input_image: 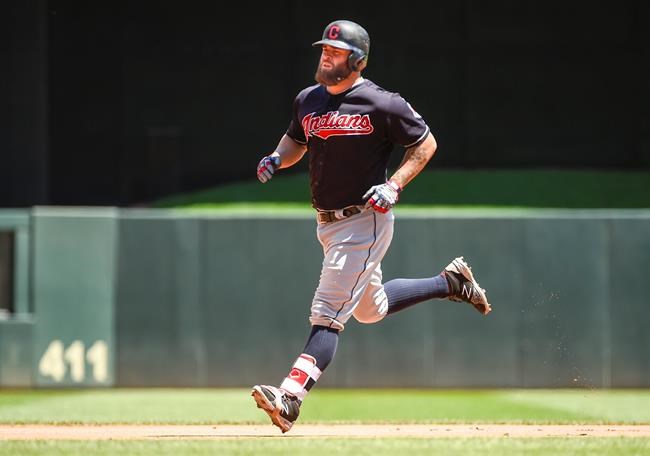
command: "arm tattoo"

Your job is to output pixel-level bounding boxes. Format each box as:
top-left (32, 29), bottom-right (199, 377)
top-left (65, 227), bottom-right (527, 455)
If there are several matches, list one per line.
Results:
top-left (392, 142), bottom-right (431, 186)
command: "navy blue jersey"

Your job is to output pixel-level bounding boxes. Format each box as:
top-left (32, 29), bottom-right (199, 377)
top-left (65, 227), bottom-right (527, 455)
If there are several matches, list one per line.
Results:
top-left (286, 79), bottom-right (430, 210)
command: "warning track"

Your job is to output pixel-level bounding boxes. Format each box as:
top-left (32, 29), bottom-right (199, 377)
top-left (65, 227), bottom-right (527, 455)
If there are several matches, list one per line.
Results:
top-left (1, 424), bottom-right (649, 440)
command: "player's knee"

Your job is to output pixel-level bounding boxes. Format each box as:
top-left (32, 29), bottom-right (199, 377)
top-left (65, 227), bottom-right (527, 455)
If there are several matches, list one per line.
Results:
top-left (353, 310), bottom-right (386, 325)
top-left (353, 293), bottom-right (388, 324)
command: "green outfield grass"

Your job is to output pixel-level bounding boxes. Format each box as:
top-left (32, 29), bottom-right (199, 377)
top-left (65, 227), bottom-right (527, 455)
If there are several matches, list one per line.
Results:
top-left (0, 388), bottom-right (648, 424)
top-left (153, 170), bottom-right (650, 209)
top-left (2, 438), bottom-right (649, 456)
top-left (0, 389), bottom-right (648, 455)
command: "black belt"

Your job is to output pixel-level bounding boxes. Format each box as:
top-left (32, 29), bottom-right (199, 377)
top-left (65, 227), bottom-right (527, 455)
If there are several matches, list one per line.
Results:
top-left (317, 206), bottom-right (363, 224)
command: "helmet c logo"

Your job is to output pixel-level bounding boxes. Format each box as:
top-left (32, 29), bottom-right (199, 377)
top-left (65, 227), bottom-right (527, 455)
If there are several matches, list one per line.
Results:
top-left (328, 25), bottom-right (340, 40)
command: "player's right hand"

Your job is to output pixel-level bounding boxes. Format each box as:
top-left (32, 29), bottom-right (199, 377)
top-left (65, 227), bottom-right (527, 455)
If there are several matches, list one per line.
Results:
top-left (257, 155), bottom-right (281, 183)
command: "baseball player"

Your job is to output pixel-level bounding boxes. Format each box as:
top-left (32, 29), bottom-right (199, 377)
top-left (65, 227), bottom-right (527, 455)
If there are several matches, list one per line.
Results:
top-left (252, 19), bottom-right (491, 433)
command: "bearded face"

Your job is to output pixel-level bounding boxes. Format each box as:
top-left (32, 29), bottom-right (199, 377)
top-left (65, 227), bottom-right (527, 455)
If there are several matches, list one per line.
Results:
top-left (314, 56), bottom-right (352, 86)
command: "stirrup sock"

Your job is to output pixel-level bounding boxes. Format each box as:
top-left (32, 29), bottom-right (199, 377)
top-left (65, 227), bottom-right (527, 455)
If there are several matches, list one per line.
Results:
top-left (280, 354), bottom-right (322, 401)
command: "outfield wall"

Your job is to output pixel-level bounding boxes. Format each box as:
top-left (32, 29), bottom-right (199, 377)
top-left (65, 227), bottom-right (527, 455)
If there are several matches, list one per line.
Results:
top-left (0, 208), bottom-right (648, 388)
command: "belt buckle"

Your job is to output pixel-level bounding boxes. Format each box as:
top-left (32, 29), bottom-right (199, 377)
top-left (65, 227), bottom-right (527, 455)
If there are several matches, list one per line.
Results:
top-left (317, 206), bottom-right (360, 224)
top-left (343, 206), bottom-right (361, 217)
top-left (317, 211), bottom-right (332, 224)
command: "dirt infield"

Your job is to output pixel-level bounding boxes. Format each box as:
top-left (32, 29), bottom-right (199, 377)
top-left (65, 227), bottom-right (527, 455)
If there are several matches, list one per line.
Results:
top-left (1, 424), bottom-right (649, 440)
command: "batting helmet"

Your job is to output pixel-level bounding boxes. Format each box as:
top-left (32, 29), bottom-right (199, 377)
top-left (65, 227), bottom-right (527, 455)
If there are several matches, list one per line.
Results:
top-left (312, 20), bottom-right (370, 72)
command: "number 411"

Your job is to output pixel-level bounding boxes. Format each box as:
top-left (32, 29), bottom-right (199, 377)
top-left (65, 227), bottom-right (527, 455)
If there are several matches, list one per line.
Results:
top-left (38, 340), bottom-right (109, 383)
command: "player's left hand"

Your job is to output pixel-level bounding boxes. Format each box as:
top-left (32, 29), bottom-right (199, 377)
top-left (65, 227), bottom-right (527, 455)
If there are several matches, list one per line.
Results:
top-left (363, 180), bottom-right (402, 213)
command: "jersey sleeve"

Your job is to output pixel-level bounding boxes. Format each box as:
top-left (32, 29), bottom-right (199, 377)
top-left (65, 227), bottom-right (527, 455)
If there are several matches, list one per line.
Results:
top-left (386, 94), bottom-right (430, 147)
top-left (285, 93), bottom-right (307, 145)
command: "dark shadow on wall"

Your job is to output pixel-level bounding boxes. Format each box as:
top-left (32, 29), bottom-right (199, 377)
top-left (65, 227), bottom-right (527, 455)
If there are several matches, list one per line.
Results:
top-left (1, 0), bottom-right (648, 207)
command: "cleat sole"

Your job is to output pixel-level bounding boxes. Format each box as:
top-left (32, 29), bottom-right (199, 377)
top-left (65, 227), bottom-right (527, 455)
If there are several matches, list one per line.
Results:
top-left (448, 257), bottom-right (492, 315)
top-left (251, 386), bottom-right (294, 433)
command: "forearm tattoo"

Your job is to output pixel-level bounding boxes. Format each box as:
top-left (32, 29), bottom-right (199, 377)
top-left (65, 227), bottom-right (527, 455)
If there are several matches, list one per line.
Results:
top-left (392, 142), bottom-right (431, 187)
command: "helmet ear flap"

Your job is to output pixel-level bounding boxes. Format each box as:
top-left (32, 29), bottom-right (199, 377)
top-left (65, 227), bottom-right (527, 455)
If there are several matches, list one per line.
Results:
top-left (348, 49), bottom-right (366, 71)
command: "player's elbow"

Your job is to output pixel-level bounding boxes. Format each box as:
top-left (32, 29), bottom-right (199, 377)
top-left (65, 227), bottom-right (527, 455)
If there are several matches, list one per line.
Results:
top-left (426, 133), bottom-right (437, 158)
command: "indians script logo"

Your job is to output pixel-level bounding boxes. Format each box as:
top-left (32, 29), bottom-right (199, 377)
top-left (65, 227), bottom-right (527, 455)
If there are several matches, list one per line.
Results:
top-left (302, 111), bottom-right (374, 140)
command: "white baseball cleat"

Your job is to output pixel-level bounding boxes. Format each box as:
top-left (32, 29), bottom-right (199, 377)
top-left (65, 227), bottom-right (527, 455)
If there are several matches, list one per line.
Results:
top-left (251, 385), bottom-right (301, 433)
top-left (443, 256), bottom-right (492, 315)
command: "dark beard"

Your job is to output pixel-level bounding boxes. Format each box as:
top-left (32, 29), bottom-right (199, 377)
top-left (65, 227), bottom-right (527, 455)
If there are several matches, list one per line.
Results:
top-left (314, 63), bottom-right (352, 86)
